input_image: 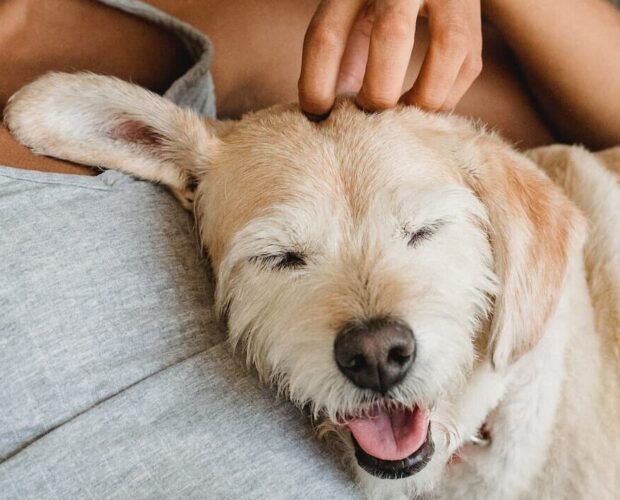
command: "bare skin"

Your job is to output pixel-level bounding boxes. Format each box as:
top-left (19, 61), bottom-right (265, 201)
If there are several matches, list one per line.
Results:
top-left (482, 0), bottom-right (620, 149)
top-left (151, 0), bottom-right (552, 146)
top-left (0, 0), bottom-right (192, 175)
top-left (299, 0), bottom-right (620, 147)
top-left (0, 0), bottom-right (618, 176)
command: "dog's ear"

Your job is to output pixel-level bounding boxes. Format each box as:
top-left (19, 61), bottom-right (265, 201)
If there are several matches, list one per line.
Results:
top-left (465, 137), bottom-right (586, 369)
top-left (4, 72), bottom-right (225, 206)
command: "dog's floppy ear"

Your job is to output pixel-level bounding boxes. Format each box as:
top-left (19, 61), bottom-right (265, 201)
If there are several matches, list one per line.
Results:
top-left (4, 72), bottom-right (224, 207)
top-left (466, 137), bottom-right (586, 369)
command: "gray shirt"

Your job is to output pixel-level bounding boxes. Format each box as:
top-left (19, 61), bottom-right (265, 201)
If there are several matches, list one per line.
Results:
top-left (0, 1), bottom-right (359, 498)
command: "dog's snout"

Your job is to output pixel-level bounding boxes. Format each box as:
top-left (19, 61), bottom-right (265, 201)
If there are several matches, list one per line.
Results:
top-left (334, 318), bottom-right (415, 393)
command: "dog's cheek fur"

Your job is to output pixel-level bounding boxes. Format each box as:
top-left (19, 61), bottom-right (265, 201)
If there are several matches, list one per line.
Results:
top-left (217, 257), bottom-right (364, 419)
top-left (218, 210), bottom-right (494, 412)
top-left (351, 215), bottom-right (497, 498)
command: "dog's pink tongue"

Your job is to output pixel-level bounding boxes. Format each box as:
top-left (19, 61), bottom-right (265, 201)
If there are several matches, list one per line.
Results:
top-left (347, 407), bottom-right (429, 461)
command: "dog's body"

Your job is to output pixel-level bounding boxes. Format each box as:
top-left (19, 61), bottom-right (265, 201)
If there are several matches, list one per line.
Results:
top-left (434, 143), bottom-right (620, 500)
top-left (5, 73), bottom-right (619, 499)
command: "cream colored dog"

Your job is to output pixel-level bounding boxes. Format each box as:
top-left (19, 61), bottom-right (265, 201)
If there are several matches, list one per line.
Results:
top-left (5, 73), bottom-right (619, 500)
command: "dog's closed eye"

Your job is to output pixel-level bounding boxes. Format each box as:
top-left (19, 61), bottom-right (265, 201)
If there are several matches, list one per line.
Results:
top-left (405, 224), bottom-right (441, 248)
top-left (251, 251), bottom-right (307, 270)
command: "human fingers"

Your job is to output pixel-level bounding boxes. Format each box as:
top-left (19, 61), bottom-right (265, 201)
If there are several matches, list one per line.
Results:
top-left (299, 0), bottom-right (365, 119)
top-left (401, 0), bottom-right (482, 111)
top-left (356, 0), bottom-right (421, 111)
top-left (335, 6), bottom-right (374, 95)
top-left (441, 2), bottom-right (482, 110)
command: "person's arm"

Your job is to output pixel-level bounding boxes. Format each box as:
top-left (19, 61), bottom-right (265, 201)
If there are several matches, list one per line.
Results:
top-left (0, 0), bottom-right (191, 113)
top-left (0, 125), bottom-right (95, 175)
top-left (482, 0), bottom-right (620, 149)
top-left (0, 0), bottom-right (192, 174)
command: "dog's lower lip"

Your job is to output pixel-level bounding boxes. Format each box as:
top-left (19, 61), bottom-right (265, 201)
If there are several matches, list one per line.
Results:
top-left (352, 424), bottom-right (434, 480)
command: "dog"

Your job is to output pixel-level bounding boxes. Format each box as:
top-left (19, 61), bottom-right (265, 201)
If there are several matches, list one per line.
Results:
top-left (5, 73), bottom-right (619, 499)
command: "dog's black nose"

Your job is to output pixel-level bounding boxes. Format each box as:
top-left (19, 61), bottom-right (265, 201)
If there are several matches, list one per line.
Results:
top-left (334, 318), bottom-right (415, 393)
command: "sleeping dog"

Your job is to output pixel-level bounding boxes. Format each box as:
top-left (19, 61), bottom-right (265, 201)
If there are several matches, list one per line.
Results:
top-left (5, 73), bottom-right (619, 499)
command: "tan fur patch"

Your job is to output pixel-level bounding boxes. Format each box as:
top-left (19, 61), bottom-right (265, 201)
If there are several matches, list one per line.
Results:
top-left (466, 137), bottom-right (586, 366)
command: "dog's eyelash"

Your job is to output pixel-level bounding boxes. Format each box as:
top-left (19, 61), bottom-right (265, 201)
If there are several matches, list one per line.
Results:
top-left (406, 225), bottom-right (439, 248)
top-left (251, 251), bottom-right (307, 270)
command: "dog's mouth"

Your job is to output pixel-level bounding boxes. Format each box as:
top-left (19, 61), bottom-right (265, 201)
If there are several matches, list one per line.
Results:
top-left (345, 406), bottom-right (434, 479)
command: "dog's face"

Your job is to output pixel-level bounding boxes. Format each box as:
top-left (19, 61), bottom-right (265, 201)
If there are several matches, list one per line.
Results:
top-left (6, 74), bottom-right (584, 497)
top-left (200, 102), bottom-right (496, 488)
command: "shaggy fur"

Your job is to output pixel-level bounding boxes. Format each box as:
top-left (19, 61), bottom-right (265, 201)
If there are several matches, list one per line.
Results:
top-left (5, 73), bottom-right (619, 499)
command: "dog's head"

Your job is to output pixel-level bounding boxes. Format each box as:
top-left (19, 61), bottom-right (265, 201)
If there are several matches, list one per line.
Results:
top-left (5, 74), bottom-right (585, 496)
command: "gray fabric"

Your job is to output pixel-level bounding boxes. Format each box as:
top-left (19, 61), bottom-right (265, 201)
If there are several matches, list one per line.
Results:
top-left (0, 166), bottom-right (358, 499)
top-left (0, 2), bottom-right (359, 497)
top-left (95, 0), bottom-right (217, 117)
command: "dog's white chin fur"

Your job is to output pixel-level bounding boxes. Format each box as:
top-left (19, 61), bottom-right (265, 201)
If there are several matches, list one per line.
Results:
top-left (5, 73), bottom-right (617, 500)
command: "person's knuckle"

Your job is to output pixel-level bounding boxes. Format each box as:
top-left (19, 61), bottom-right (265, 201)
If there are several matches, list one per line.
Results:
top-left (435, 21), bottom-right (470, 54)
top-left (373, 13), bottom-right (415, 44)
top-left (306, 20), bottom-right (346, 52)
top-left (374, 14), bottom-right (415, 44)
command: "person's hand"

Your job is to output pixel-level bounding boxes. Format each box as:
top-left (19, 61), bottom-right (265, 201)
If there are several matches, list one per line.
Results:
top-left (298, 0), bottom-right (482, 119)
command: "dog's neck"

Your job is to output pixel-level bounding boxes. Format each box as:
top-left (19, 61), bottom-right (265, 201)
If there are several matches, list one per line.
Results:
top-left (440, 258), bottom-right (591, 500)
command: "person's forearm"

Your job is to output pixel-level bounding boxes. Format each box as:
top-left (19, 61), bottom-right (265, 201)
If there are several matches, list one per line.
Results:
top-left (483, 0), bottom-right (620, 149)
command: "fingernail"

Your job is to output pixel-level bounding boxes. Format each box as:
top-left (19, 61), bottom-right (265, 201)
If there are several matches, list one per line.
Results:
top-left (303, 109), bottom-right (332, 122)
